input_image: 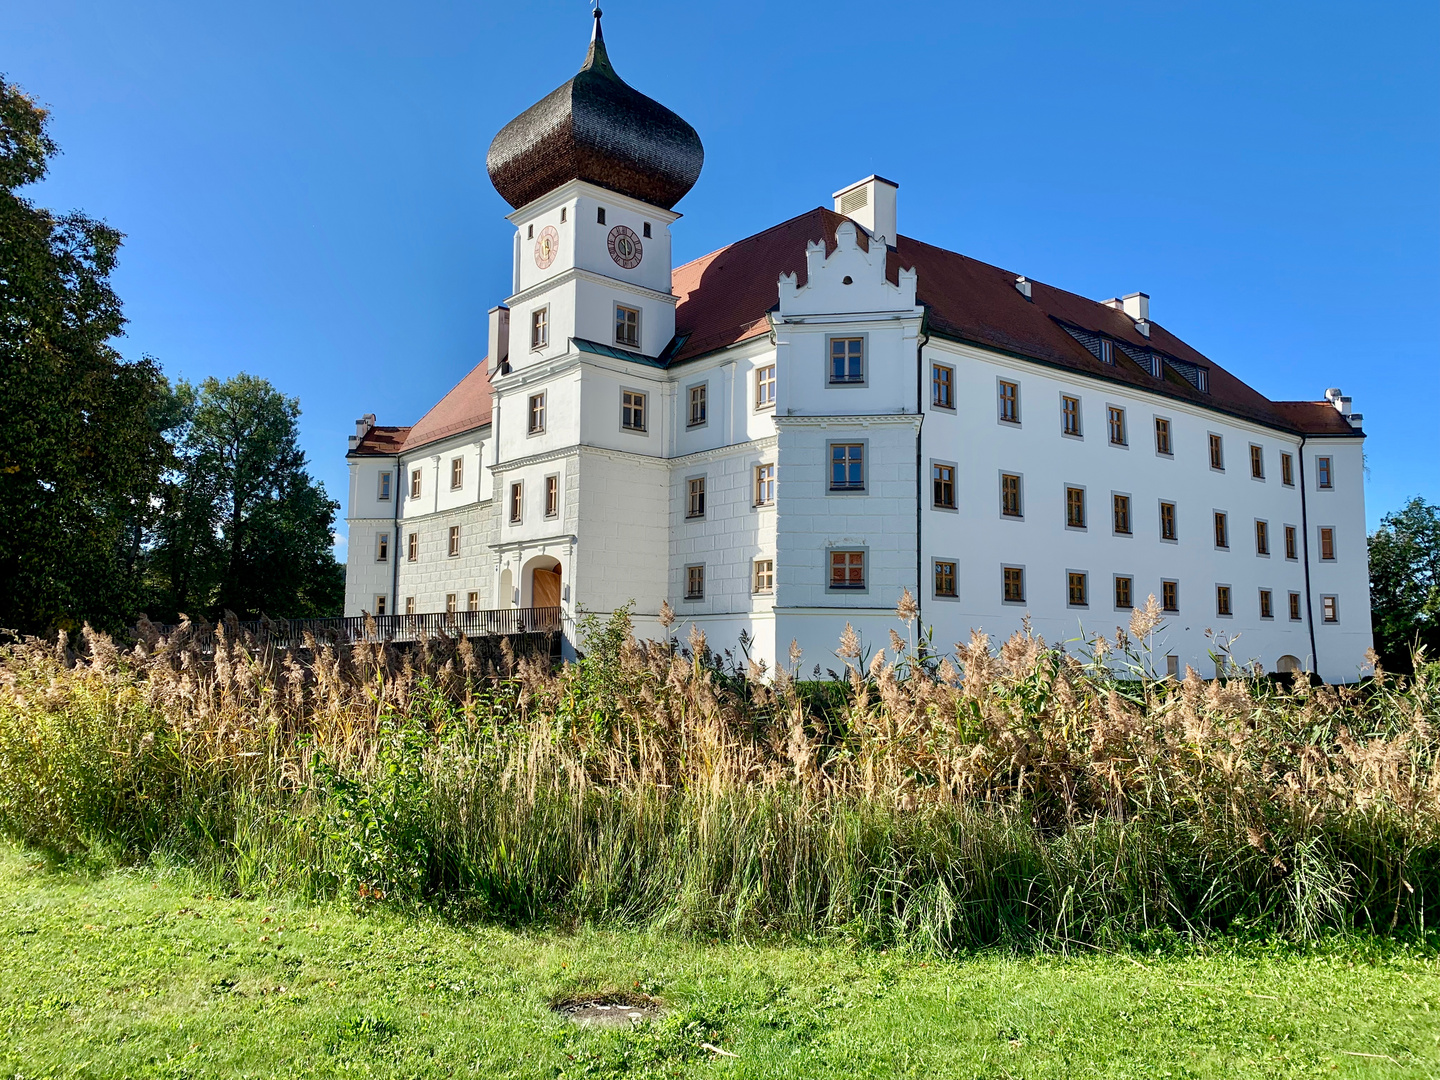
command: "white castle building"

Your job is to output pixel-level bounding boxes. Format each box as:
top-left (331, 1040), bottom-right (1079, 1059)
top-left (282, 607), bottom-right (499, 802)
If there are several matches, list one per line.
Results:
top-left (344, 11), bottom-right (1372, 681)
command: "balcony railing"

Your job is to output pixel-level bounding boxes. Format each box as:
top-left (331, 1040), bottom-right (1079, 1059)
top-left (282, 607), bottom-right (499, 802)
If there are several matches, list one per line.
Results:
top-left (147, 607), bottom-right (565, 651)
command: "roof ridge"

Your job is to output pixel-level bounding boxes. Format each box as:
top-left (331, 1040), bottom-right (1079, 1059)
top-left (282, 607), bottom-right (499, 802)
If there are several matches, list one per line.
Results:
top-left (674, 206), bottom-right (835, 279)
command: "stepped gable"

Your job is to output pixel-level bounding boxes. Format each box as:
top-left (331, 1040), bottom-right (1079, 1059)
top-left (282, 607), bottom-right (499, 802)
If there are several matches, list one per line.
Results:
top-left (671, 208), bottom-right (1358, 437)
top-left (486, 10), bottom-right (704, 211)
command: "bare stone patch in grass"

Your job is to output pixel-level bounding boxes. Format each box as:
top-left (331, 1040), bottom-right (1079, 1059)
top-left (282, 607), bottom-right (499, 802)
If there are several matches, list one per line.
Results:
top-left (551, 989), bottom-right (662, 1027)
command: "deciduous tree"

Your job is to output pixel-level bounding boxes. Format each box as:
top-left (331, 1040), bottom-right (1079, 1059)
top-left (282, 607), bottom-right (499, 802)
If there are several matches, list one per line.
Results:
top-left (1369, 496), bottom-right (1440, 671)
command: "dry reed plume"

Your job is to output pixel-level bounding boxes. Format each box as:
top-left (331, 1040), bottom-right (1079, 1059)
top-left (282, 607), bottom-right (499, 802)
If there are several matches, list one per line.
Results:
top-left (1, 600), bottom-right (1437, 949)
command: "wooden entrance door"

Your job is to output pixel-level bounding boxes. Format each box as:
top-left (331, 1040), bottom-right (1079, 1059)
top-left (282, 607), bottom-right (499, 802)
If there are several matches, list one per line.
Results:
top-left (532, 567), bottom-right (561, 608)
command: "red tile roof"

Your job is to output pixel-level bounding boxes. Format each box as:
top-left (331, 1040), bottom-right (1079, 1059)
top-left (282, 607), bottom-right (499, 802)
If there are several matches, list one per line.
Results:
top-left (348, 362), bottom-right (495, 457)
top-left (672, 208), bottom-right (1360, 437)
top-left (350, 425), bottom-right (410, 456)
top-left (359, 209), bottom-right (1359, 448)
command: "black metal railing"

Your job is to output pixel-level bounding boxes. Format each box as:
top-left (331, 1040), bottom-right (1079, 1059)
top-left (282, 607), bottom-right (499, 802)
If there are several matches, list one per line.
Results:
top-left (148, 607), bottom-right (566, 650)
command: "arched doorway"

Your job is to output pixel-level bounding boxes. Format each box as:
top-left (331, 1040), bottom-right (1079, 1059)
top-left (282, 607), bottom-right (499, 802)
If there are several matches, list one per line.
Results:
top-left (521, 555), bottom-right (562, 609)
top-left (1276, 654), bottom-right (1302, 675)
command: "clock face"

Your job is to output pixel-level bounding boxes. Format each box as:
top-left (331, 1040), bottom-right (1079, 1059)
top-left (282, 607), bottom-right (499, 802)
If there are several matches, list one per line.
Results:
top-left (607, 225), bottom-right (643, 269)
top-left (533, 225), bottom-right (559, 270)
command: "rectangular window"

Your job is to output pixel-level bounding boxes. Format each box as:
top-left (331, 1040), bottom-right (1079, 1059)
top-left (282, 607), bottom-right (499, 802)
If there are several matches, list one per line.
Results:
top-left (410, 468), bottom-right (422, 499)
top-left (829, 337), bottom-right (864, 383)
top-left (1259, 589), bottom-right (1273, 619)
top-left (596, 206), bottom-right (606, 224)
top-left (407, 532), bottom-right (418, 562)
top-left (1214, 511), bottom-right (1229, 549)
top-left (754, 463), bottom-right (775, 506)
top-left (1281, 452), bottom-right (1295, 486)
top-left (687, 383), bottom-right (707, 427)
top-left (1285, 525), bottom-right (1298, 560)
top-left (1062, 395), bottom-right (1081, 436)
top-left (528, 393), bottom-right (546, 434)
top-left (755, 364), bottom-right (776, 410)
top-left (753, 559), bottom-right (774, 594)
top-left (448, 525), bottom-right (461, 557)
top-left (829, 550), bottom-right (865, 590)
top-left (1155, 417), bottom-right (1172, 456)
top-left (1068, 571), bottom-right (1088, 607)
top-left (378, 471), bottom-right (392, 500)
top-left (531, 306), bottom-right (549, 349)
top-left (1256, 520), bottom-right (1270, 556)
top-left (998, 380), bottom-right (1020, 423)
top-left (1162, 580), bottom-right (1179, 612)
top-left (405, 596), bottom-right (416, 616)
top-left (686, 476), bottom-right (706, 519)
top-left (445, 593), bottom-right (457, 615)
top-left (509, 482), bottom-right (523, 524)
top-left (376, 534), bottom-right (389, 562)
top-left (1000, 473), bottom-right (1022, 518)
top-left (933, 463), bottom-right (955, 509)
top-left (933, 364), bottom-right (955, 409)
top-left (1322, 595), bottom-right (1339, 623)
top-left (450, 456), bottom-right (464, 490)
top-left (1065, 486), bottom-right (1086, 529)
top-left (1003, 565), bottom-right (1025, 603)
top-left (374, 595), bottom-right (387, 616)
top-left (615, 304), bottom-right (640, 348)
top-left (1319, 527), bottom-right (1336, 561)
top-left (1114, 575), bottom-right (1133, 610)
top-left (545, 475), bottom-right (559, 518)
top-left (1160, 501), bottom-right (1177, 541)
top-left (1100, 339), bottom-right (1113, 364)
top-left (1317, 456), bottom-right (1334, 489)
top-left (467, 591), bottom-right (479, 612)
top-left (934, 560), bottom-right (958, 598)
top-left (830, 444), bottom-right (865, 492)
top-left (642, 221), bottom-right (651, 238)
top-left (1289, 591), bottom-right (1303, 621)
top-left (1209, 433), bottom-right (1224, 470)
top-left (1250, 444), bottom-right (1265, 479)
top-left (622, 389), bottom-right (647, 432)
top-left (1112, 493), bottom-right (1132, 535)
top-left (1166, 654), bottom-right (1179, 678)
top-left (1216, 584), bottom-right (1232, 617)
top-left (560, 207), bottom-right (567, 223)
top-left (1107, 406), bottom-right (1127, 446)
top-left (685, 564), bottom-right (705, 600)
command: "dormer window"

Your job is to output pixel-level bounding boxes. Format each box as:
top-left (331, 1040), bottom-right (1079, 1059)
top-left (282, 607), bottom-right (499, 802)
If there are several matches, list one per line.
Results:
top-left (1099, 339), bottom-right (1113, 364)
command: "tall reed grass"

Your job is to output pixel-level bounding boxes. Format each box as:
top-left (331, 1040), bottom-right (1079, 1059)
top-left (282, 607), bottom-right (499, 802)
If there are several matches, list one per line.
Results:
top-left (1, 599), bottom-right (1436, 950)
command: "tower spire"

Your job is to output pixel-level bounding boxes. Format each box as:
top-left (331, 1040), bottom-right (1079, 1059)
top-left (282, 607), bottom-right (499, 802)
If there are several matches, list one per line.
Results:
top-left (582, 6), bottom-right (613, 74)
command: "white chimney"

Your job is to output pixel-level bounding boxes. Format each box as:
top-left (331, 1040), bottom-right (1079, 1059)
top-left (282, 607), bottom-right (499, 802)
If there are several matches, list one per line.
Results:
top-left (1014, 276), bottom-right (1032, 300)
top-left (487, 305), bottom-right (511, 375)
top-left (348, 413), bottom-right (375, 451)
top-left (833, 175), bottom-right (899, 247)
top-left (1121, 292), bottom-right (1150, 337)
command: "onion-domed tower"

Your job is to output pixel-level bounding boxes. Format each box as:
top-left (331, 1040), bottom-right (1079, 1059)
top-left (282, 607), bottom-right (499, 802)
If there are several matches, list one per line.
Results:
top-left (486, 9), bottom-right (704, 211)
top-left (487, 9), bottom-right (701, 373)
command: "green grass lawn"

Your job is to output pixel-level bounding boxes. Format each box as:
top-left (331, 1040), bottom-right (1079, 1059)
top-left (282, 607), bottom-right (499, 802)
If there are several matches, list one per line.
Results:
top-left (1, 844), bottom-right (1436, 1079)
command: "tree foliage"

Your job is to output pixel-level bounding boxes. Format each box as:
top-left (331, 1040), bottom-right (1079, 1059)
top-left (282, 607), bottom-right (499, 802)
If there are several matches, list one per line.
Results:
top-left (145, 375), bottom-right (344, 621)
top-left (1, 77), bottom-right (343, 633)
top-left (1368, 496), bottom-right (1440, 671)
top-left (0, 76), bottom-right (171, 633)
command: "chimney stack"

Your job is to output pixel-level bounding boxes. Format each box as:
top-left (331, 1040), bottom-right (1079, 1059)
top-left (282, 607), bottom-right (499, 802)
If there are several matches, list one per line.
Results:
top-left (833, 175), bottom-right (899, 247)
top-left (487, 305), bottom-right (511, 375)
top-left (348, 413), bottom-right (376, 451)
top-left (1122, 292), bottom-right (1149, 322)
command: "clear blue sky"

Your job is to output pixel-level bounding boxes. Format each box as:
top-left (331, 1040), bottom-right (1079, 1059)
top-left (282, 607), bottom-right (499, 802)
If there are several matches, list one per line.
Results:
top-left (9, 0), bottom-right (1437, 560)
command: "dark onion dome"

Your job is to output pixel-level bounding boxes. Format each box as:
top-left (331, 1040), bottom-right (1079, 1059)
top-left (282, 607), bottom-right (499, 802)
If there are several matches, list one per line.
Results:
top-left (486, 10), bottom-right (704, 211)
